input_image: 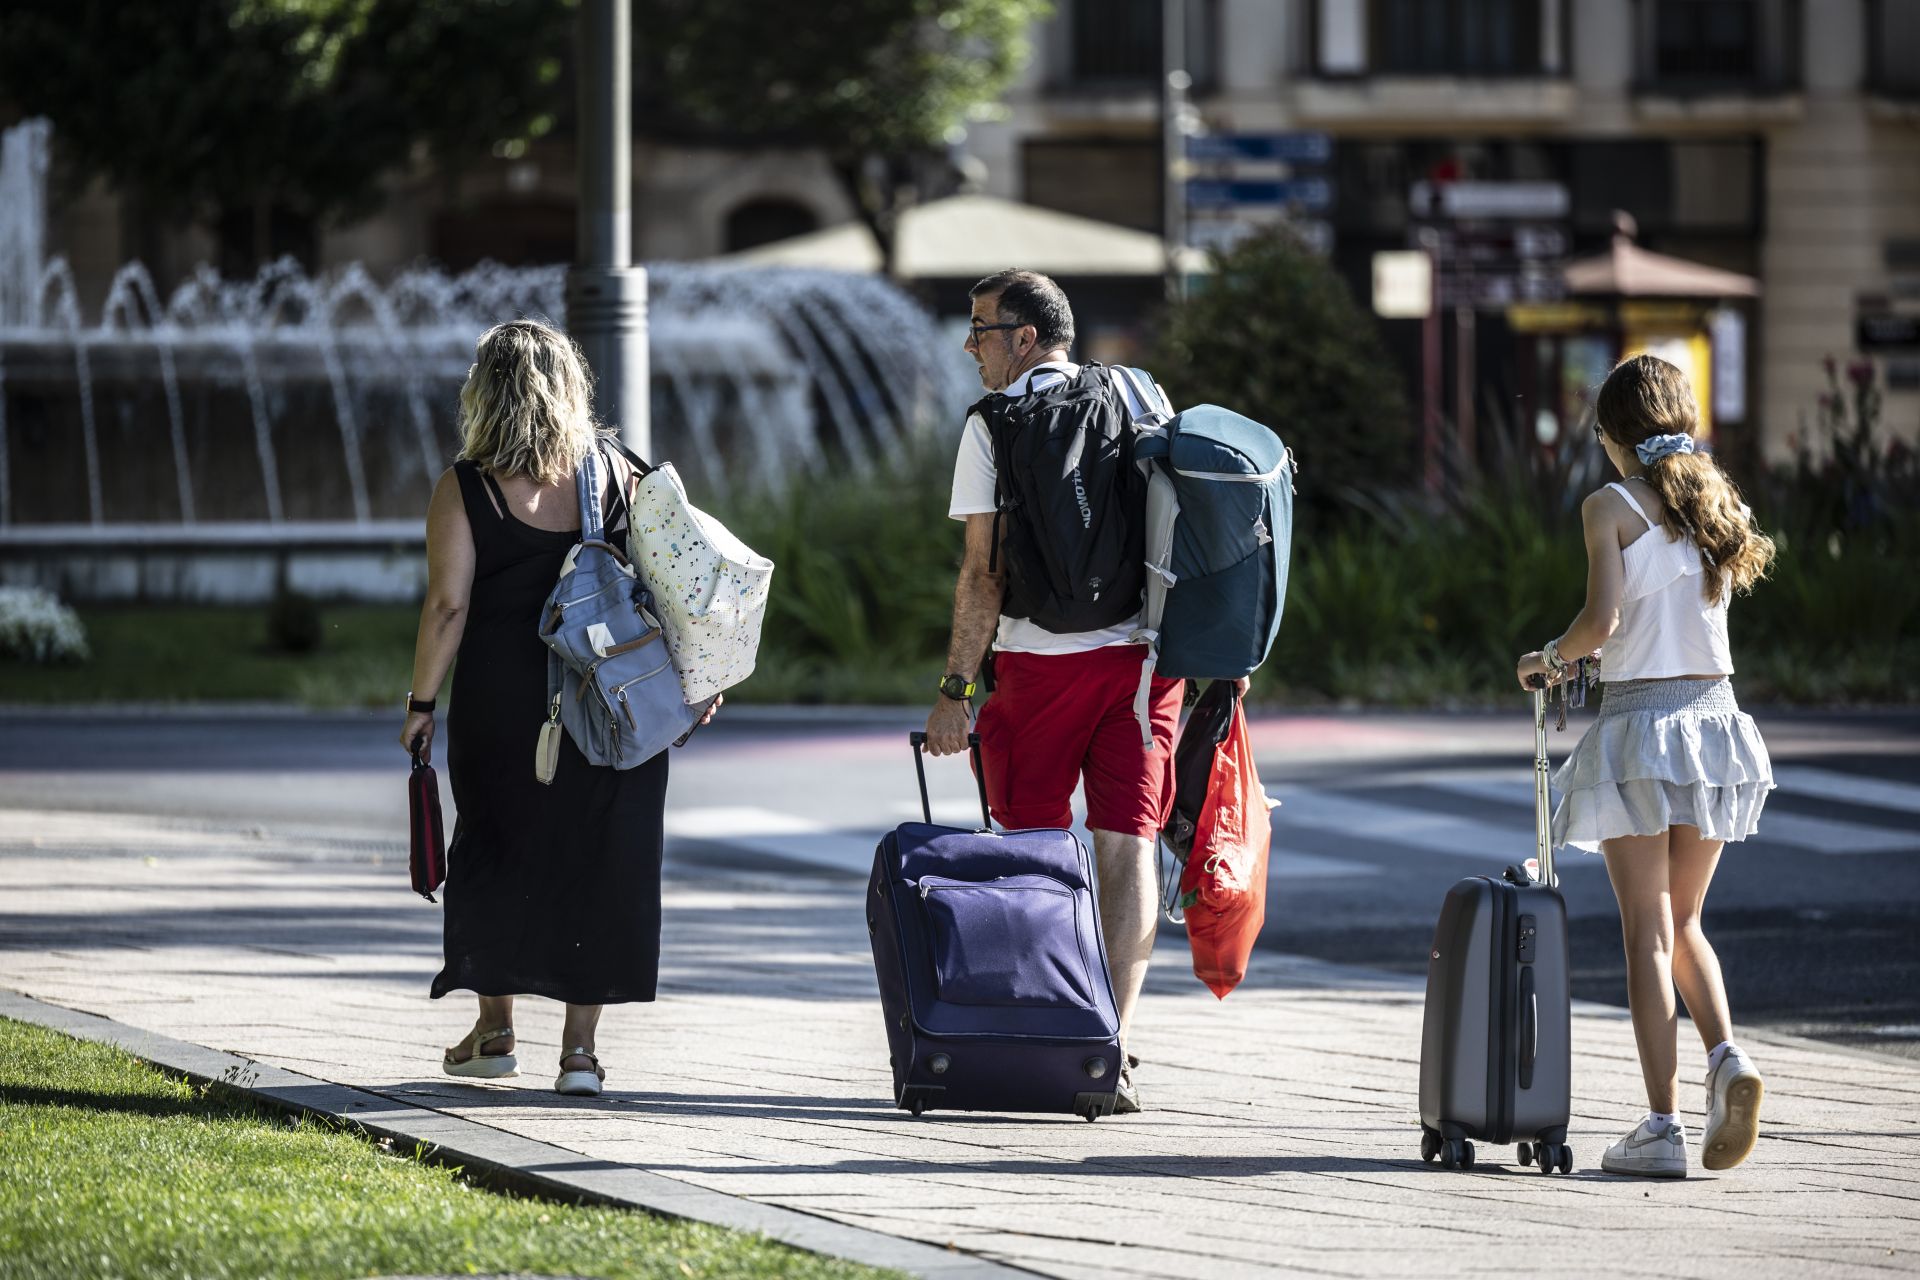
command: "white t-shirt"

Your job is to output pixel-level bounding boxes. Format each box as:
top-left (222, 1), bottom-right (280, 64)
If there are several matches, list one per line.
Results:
top-left (948, 361), bottom-right (1171, 655)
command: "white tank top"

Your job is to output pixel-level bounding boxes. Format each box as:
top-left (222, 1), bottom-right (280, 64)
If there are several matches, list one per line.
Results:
top-left (1600, 481), bottom-right (1734, 682)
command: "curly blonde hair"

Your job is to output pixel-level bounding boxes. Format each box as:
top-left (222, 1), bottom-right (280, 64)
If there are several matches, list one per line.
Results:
top-left (1595, 354), bottom-right (1775, 601)
top-left (456, 320), bottom-right (601, 485)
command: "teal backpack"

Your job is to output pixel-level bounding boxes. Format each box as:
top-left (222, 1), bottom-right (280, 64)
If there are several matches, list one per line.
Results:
top-left (1112, 368), bottom-right (1296, 743)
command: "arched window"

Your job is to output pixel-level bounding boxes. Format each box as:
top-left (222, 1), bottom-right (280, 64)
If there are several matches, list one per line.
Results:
top-left (724, 198), bottom-right (819, 253)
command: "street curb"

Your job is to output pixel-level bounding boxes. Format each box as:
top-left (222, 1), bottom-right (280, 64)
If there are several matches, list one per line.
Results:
top-left (0, 702), bottom-right (931, 725)
top-left (0, 989), bottom-right (1034, 1280)
top-left (4, 700), bottom-right (1916, 724)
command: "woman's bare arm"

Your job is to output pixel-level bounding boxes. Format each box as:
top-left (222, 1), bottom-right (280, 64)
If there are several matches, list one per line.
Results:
top-left (1558, 489), bottom-right (1628, 660)
top-left (400, 469), bottom-right (476, 761)
top-left (1516, 489), bottom-right (1627, 688)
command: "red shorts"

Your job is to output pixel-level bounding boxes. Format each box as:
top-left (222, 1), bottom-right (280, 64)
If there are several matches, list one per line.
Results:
top-left (973, 644), bottom-right (1185, 838)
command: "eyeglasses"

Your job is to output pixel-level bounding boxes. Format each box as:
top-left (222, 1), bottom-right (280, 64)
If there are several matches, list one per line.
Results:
top-left (967, 320), bottom-right (1026, 343)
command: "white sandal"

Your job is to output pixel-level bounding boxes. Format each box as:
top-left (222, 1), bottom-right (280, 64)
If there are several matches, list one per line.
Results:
top-left (442, 1026), bottom-right (517, 1079)
top-left (554, 1047), bottom-right (604, 1097)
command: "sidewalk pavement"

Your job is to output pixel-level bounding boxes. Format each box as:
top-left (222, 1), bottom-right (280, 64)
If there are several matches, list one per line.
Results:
top-left (4, 845), bottom-right (1917, 1280)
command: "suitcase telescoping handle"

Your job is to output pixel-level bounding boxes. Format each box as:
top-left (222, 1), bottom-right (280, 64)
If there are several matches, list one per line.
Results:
top-left (1530, 684), bottom-right (1556, 888)
top-left (908, 731), bottom-right (994, 830)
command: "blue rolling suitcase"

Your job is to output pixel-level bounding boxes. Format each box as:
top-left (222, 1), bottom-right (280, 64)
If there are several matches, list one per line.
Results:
top-left (867, 732), bottom-right (1123, 1120)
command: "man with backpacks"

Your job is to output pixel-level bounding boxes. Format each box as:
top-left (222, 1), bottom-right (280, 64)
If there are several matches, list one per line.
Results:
top-left (923, 268), bottom-right (1185, 1114)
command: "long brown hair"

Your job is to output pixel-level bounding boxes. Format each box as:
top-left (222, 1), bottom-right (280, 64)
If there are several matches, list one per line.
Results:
top-left (1594, 354), bottom-right (1775, 601)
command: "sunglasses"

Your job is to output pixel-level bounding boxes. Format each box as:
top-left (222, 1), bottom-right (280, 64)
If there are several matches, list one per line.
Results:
top-left (967, 320), bottom-right (1027, 343)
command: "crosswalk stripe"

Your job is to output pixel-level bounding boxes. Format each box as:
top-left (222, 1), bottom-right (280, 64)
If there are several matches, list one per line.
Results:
top-left (669, 804), bottom-right (1384, 880)
top-left (1739, 810), bottom-right (1918, 856)
top-left (1266, 847), bottom-right (1380, 879)
top-left (1771, 766), bottom-right (1920, 817)
top-left (1417, 774), bottom-right (1918, 856)
top-left (668, 773), bottom-right (1920, 875)
top-left (667, 806), bottom-right (831, 838)
top-left (1266, 785), bottom-right (1567, 868)
top-left (665, 806), bottom-right (875, 873)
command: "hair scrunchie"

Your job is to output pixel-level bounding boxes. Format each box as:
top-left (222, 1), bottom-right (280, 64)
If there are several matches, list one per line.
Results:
top-left (1635, 432), bottom-right (1695, 465)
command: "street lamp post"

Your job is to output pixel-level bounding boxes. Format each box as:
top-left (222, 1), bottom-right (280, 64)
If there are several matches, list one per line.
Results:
top-left (1161, 0), bottom-right (1189, 302)
top-left (566, 0), bottom-right (649, 459)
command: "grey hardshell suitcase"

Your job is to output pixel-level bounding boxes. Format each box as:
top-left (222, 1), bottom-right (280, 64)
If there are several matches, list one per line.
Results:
top-left (1418, 686), bottom-right (1575, 1174)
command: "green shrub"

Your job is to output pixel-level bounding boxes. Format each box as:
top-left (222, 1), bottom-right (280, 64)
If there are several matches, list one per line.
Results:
top-left (717, 436), bottom-right (960, 703)
top-left (1153, 225), bottom-right (1415, 521)
top-left (716, 421), bottom-right (1913, 707)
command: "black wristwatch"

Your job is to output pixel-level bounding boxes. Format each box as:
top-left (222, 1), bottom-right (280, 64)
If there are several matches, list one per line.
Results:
top-left (938, 674), bottom-right (976, 702)
top-left (406, 692), bottom-right (436, 714)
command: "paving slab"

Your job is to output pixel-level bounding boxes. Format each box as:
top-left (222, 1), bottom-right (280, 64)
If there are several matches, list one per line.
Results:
top-left (2, 850), bottom-right (1918, 1279)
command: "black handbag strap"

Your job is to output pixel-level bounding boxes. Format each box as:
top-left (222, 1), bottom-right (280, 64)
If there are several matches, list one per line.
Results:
top-left (600, 438), bottom-right (656, 535)
top-left (604, 436), bottom-right (656, 479)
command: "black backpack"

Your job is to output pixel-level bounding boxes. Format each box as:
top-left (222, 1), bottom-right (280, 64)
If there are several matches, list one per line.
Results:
top-left (973, 364), bottom-right (1146, 635)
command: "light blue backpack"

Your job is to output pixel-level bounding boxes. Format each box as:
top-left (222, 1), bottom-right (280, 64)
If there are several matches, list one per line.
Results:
top-left (1111, 368), bottom-right (1296, 744)
top-left (535, 446), bottom-right (699, 780)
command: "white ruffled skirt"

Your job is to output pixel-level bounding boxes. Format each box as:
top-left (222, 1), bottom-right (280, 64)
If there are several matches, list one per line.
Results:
top-left (1550, 678), bottom-right (1773, 853)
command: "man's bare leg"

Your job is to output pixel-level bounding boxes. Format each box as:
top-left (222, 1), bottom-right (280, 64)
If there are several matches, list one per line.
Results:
top-left (1090, 828), bottom-right (1158, 1053)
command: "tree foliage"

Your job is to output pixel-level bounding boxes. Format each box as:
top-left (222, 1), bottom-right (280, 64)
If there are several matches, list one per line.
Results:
top-left (638, 0), bottom-right (1052, 270)
top-left (0, 0), bottom-right (1045, 273)
top-left (0, 0), bottom-right (567, 265)
top-left (1154, 228), bottom-right (1416, 521)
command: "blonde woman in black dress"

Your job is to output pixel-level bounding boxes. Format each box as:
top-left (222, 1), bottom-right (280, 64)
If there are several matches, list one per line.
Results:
top-left (400, 320), bottom-right (707, 1096)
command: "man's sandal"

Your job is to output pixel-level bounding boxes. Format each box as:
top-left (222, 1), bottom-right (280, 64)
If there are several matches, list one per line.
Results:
top-left (555, 1047), bottom-right (604, 1097)
top-left (442, 1026), bottom-right (517, 1079)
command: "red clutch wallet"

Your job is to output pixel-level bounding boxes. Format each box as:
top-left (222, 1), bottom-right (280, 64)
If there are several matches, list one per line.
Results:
top-left (408, 746), bottom-right (446, 902)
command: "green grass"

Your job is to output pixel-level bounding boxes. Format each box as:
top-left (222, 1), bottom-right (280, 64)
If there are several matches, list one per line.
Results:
top-left (0, 1017), bottom-right (894, 1280)
top-left (0, 605), bottom-right (419, 708)
top-left (0, 603), bottom-right (928, 709)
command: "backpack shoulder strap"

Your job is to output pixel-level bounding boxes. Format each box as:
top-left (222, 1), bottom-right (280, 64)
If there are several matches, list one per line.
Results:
top-left (1108, 366), bottom-right (1173, 429)
top-left (576, 446), bottom-right (608, 541)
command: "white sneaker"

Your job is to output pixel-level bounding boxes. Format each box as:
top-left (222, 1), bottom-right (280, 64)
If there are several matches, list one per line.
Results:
top-left (1703, 1047), bottom-right (1764, 1171)
top-left (1602, 1118), bottom-right (1688, 1178)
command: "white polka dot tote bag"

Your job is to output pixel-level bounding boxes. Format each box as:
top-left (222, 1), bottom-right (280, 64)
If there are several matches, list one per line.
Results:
top-left (623, 460), bottom-right (774, 703)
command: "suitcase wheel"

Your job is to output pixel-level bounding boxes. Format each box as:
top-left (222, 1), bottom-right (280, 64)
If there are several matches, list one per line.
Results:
top-left (1420, 1128), bottom-right (1442, 1163)
top-left (1438, 1138), bottom-right (1474, 1170)
top-left (1516, 1141), bottom-right (1533, 1167)
top-left (909, 1098), bottom-right (925, 1118)
top-left (1534, 1142), bottom-right (1572, 1175)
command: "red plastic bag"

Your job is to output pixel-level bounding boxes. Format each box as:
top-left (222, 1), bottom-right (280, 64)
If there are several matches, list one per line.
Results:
top-left (1176, 693), bottom-right (1275, 998)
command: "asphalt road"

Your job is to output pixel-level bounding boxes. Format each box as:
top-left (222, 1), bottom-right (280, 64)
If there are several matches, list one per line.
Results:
top-left (1254, 740), bottom-right (1920, 1060)
top-left (2, 705), bottom-right (1915, 1059)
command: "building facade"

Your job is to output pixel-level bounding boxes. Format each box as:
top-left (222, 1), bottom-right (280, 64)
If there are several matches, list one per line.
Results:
top-left (963, 0), bottom-right (1920, 461)
top-left (35, 0), bottom-right (1918, 463)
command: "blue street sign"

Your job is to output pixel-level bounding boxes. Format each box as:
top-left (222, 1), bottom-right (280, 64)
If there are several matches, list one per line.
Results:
top-left (1185, 132), bottom-right (1333, 164)
top-left (1185, 177), bottom-right (1333, 211)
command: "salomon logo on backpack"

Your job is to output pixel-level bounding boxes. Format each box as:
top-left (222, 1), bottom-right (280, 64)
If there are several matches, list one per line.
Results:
top-left (972, 365), bottom-right (1147, 635)
top-left (1113, 367), bottom-right (1295, 744)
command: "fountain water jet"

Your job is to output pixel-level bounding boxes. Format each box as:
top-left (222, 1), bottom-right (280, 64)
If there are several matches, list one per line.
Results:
top-left (0, 118), bottom-right (971, 602)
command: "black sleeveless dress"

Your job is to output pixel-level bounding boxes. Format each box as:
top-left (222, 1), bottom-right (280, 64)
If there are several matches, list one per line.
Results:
top-left (430, 460), bottom-right (668, 1005)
